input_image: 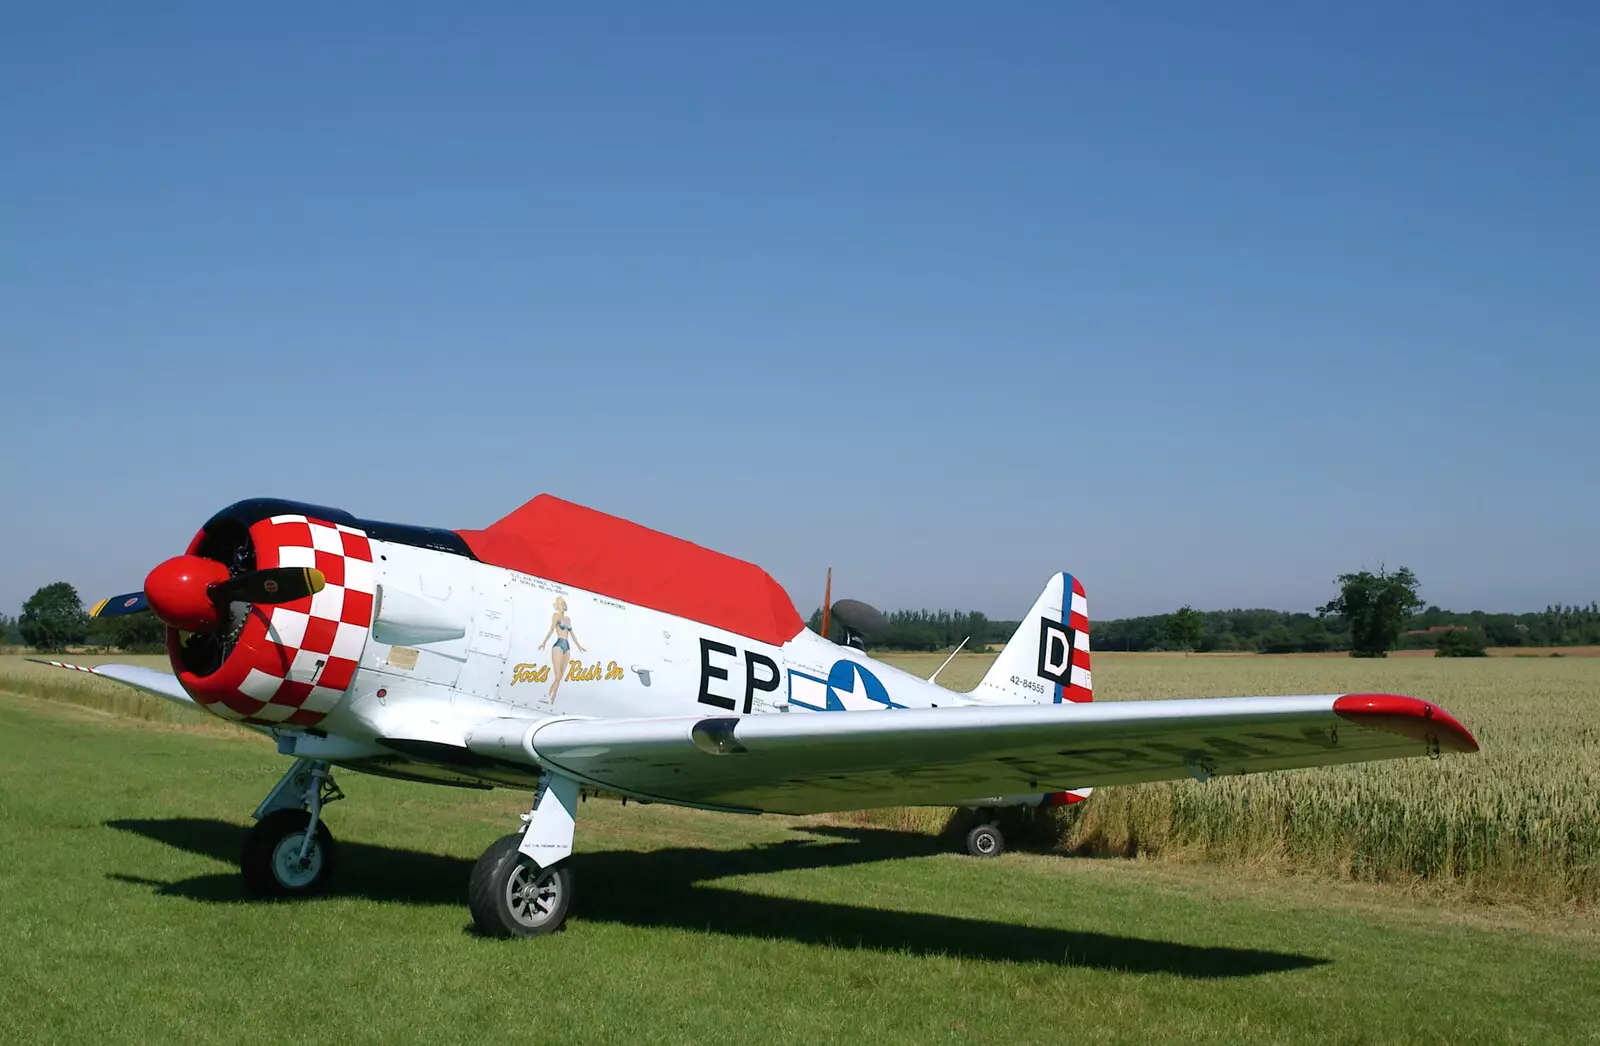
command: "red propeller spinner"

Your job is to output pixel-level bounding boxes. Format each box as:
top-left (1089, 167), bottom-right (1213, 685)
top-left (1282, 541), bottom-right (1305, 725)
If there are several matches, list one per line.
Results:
top-left (142, 555), bottom-right (233, 631)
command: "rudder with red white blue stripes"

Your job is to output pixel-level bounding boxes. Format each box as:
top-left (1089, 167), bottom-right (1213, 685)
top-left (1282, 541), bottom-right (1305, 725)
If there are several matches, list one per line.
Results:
top-left (967, 573), bottom-right (1092, 706)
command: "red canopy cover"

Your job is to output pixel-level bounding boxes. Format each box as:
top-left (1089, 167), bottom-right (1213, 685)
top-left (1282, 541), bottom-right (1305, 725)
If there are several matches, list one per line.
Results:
top-left (456, 495), bottom-right (805, 646)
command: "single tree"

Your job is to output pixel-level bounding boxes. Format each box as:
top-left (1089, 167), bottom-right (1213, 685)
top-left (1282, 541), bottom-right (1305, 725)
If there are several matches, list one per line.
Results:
top-left (108, 611), bottom-right (167, 652)
top-left (964, 611), bottom-right (989, 650)
top-left (1317, 566), bottom-right (1423, 658)
top-left (19, 582), bottom-right (91, 653)
top-left (1165, 605), bottom-right (1205, 653)
top-left (1435, 628), bottom-right (1488, 658)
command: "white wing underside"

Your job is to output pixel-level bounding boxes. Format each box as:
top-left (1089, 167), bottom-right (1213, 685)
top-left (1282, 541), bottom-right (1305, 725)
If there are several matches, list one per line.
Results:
top-left (467, 695), bottom-right (1475, 815)
top-left (26, 661), bottom-right (196, 707)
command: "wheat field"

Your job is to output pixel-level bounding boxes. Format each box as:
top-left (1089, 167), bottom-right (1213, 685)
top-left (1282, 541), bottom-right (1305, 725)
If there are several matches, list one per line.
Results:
top-left (874, 652), bottom-right (1600, 908)
top-left (3, 651), bottom-right (1596, 908)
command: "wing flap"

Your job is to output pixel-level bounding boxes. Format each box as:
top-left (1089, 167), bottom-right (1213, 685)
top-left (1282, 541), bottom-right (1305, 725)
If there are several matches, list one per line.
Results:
top-left (497, 694), bottom-right (1475, 815)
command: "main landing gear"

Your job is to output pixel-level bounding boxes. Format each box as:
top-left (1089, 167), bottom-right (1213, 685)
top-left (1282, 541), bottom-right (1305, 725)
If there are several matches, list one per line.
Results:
top-left (962, 808), bottom-right (1005, 858)
top-left (468, 834), bottom-right (574, 936)
top-left (242, 758), bottom-right (343, 897)
top-left (468, 771), bottom-right (581, 937)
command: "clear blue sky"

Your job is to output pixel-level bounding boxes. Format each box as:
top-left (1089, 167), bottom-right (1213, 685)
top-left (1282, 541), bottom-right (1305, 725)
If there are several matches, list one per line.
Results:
top-left (3, 2), bottom-right (1596, 623)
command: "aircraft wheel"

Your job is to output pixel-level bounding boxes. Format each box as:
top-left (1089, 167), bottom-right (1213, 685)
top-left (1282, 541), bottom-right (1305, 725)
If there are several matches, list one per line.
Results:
top-left (965, 822), bottom-right (1004, 858)
top-left (242, 809), bottom-right (337, 897)
top-left (468, 833), bottom-right (573, 938)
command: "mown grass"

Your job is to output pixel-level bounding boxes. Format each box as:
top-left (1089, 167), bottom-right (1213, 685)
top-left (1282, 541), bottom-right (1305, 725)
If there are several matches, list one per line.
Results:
top-left (871, 653), bottom-right (1600, 909)
top-left (2, 685), bottom-right (1598, 1045)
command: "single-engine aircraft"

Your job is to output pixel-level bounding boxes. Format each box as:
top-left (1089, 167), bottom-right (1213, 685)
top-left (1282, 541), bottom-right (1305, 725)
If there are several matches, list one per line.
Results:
top-left (38, 494), bottom-right (1479, 937)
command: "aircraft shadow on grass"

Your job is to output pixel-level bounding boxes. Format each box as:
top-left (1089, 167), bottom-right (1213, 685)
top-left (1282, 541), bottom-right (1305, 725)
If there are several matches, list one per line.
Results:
top-left (105, 817), bottom-right (1325, 979)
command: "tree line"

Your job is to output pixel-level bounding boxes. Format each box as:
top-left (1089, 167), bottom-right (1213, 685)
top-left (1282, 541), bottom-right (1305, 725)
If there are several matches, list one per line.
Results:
top-left (804, 607), bottom-right (1016, 652)
top-left (1094, 601), bottom-right (1600, 654)
top-left (808, 567), bottom-right (1599, 658)
top-left (8, 569), bottom-right (1596, 658)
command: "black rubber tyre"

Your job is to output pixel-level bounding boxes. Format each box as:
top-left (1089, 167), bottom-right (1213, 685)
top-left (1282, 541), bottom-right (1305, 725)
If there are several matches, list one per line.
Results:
top-left (468, 832), bottom-right (574, 938)
top-left (965, 822), bottom-right (1004, 858)
top-left (241, 809), bottom-right (337, 897)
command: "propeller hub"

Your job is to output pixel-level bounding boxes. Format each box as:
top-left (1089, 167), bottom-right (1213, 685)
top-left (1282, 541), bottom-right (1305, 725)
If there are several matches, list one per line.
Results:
top-left (143, 555), bottom-right (231, 631)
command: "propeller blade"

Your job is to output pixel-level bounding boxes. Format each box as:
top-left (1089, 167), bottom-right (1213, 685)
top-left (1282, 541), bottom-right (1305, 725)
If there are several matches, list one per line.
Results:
top-left (89, 592), bottom-right (150, 618)
top-left (820, 566), bottom-right (832, 640)
top-left (208, 567), bottom-right (326, 607)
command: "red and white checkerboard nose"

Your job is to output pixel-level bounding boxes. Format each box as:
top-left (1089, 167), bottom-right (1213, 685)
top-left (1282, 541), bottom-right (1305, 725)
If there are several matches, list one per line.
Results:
top-left (177, 514), bottom-right (375, 727)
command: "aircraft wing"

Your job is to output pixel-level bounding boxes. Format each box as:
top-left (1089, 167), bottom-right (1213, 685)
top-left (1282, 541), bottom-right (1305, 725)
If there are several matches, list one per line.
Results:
top-left (467, 693), bottom-right (1477, 815)
top-left (26, 659), bottom-right (197, 708)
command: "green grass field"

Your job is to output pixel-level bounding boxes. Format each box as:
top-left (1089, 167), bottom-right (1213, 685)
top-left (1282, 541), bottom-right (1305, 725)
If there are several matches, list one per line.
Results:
top-left (1, 653), bottom-right (1598, 1043)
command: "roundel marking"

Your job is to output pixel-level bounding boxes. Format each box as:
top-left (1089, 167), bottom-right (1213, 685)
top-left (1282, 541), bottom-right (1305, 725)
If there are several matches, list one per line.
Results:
top-left (825, 660), bottom-right (902, 710)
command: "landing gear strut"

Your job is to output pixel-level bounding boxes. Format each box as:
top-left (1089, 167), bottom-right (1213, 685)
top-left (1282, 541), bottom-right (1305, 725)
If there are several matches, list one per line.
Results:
top-left (242, 758), bottom-right (343, 896)
top-left (469, 771), bottom-right (581, 937)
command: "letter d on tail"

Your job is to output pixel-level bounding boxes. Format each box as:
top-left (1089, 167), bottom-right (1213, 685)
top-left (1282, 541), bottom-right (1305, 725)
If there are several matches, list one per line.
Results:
top-left (969, 573), bottom-right (1093, 706)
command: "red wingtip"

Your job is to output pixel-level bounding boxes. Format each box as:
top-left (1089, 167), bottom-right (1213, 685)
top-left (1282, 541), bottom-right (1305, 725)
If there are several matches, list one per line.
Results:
top-left (1333, 693), bottom-right (1479, 754)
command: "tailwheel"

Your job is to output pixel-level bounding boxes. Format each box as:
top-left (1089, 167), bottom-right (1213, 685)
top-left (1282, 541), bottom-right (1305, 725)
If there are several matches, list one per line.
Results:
top-left (468, 833), bottom-right (574, 937)
top-left (965, 821), bottom-right (1004, 858)
top-left (242, 808), bottom-right (337, 897)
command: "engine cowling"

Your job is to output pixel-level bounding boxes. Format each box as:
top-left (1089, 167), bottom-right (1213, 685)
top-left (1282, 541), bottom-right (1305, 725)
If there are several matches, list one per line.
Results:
top-left (168, 510), bottom-right (376, 727)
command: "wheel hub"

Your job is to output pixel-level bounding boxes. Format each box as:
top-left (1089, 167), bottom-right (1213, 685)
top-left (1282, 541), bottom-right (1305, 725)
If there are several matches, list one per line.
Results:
top-left (272, 831), bottom-right (324, 888)
top-left (505, 862), bottom-right (563, 928)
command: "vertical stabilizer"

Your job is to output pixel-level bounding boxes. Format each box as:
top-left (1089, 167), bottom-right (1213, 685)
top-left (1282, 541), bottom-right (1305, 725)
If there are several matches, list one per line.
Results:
top-left (967, 573), bottom-right (1092, 706)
